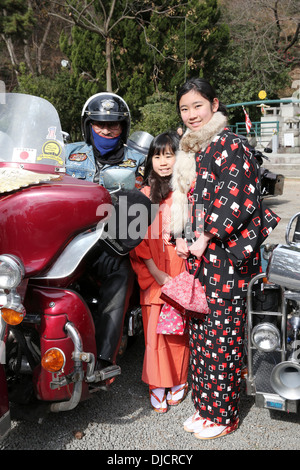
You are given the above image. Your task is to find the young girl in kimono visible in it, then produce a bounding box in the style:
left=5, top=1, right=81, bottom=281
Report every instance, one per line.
left=130, top=131, right=190, bottom=413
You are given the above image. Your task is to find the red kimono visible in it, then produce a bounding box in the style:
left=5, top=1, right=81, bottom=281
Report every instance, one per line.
left=130, top=187, right=190, bottom=389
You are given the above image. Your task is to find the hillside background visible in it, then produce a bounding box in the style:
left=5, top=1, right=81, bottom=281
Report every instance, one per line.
left=1, top=0, right=299, bottom=139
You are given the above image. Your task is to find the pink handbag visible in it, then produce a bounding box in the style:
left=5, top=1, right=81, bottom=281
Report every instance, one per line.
left=160, top=270, right=209, bottom=319
left=156, top=303, right=187, bottom=335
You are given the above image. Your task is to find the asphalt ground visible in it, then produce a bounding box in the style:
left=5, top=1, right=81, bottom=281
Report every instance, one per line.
left=265, top=176, right=300, bottom=245
left=1, top=178, right=300, bottom=455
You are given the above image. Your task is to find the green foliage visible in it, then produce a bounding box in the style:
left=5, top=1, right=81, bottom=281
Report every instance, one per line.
left=16, top=65, right=87, bottom=140
left=0, top=0, right=35, bottom=38
left=60, top=27, right=107, bottom=89
left=131, top=92, right=179, bottom=136
left=140, top=0, right=230, bottom=92
left=3, top=0, right=293, bottom=141
left=214, top=43, right=291, bottom=125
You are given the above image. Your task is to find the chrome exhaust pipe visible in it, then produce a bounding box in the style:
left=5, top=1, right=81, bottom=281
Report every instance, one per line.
left=270, top=360, right=300, bottom=400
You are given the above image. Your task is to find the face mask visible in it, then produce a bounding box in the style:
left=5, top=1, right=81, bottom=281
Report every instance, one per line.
left=91, top=128, right=121, bottom=155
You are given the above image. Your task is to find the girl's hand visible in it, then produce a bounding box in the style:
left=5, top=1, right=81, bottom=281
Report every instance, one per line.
left=189, top=232, right=214, bottom=259
left=175, top=238, right=189, bottom=259
left=144, top=258, right=172, bottom=285
left=155, top=271, right=172, bottom=286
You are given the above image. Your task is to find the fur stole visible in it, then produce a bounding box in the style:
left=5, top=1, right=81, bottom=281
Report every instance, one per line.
left=170, top=111, right=227, bottom=237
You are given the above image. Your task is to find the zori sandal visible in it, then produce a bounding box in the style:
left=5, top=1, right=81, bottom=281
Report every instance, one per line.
left=194, top=418, right=239, bottom=440
left=167, top=382, right=188, bottom=406
left=149, top=388, right=168, bottom=413
left=183, top=411, right=206, bottom=433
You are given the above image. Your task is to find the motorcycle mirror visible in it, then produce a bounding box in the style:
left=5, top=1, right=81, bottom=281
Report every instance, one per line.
left=292, top=214, right=300, bottom=245
left=102, top=168, right=136, bottom=192
left=62, top=131, right=70, bottom=143
left=286, top=212, right=300, bottom=246
left=264, top=147, right=272, bottom=153
left=127, top=131, right=154, bottom=156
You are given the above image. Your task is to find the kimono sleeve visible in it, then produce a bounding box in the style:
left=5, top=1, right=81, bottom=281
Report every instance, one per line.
left=205, top=137, right=261, bottom=241
left=130, top=238, right=153, bottom=290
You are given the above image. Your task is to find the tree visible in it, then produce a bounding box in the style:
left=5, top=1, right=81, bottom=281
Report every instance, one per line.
left=220, top=0, right=299, bottom=80
left=140, top=0, right=230, bottom=90
left=216, top=0, right=299, bottom=122
left=51, top=0, right=172, bottom=91
left=55, top=0, right=230, bottom=128
left=130, top=92, right=179, bottom=136
left=0, top=0, right=35, bottom=82
left=0, top=0, right=68, bottom=89
left=1, top=0, right=295, bottom=138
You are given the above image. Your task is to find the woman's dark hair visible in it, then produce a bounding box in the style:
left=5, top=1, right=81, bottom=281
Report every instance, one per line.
left=176, top=77, right=227, bottom=116
left=143, top=131, right=180, bottom=184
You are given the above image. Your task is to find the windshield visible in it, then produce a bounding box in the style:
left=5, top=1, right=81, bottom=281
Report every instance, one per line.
left=0, top=93, right=65, bottom=173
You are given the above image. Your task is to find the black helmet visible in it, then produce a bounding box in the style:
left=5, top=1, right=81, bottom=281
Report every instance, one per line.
left=81, top=92, right=131, bottom=145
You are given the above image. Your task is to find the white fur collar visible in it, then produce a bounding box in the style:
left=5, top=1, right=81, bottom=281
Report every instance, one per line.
left=170, top=112, right=227, bottom=236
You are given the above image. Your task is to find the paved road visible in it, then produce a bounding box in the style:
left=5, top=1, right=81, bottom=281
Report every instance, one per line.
left=1, top=178, right=300, bottom=453
left=265, top=177, right=300, bottom=245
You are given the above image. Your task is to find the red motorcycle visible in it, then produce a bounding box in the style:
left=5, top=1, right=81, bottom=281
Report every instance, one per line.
left=0, top=93, right=146, bottom=440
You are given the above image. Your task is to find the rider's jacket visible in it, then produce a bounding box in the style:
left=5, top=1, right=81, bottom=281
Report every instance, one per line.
left=65, top=141, right=145, bottom=186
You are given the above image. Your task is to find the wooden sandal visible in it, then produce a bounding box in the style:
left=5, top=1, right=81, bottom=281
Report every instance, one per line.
left=194, top=418, right=239, bottom=440
left=167, top=382, right=188, bottom=406
left=149, top=388, right=168, bottom=413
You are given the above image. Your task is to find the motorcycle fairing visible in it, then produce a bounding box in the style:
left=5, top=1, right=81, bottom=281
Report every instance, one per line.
left=25, top=285, right=96, bottom=403
left=34, top=225, right=105, bottom=283
left=0, top=175, right=112, bottom=277
left=0, top=93, right=65, bottom=174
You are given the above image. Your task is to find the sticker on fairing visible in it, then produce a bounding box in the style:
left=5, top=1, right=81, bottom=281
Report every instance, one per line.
left=46, top=126, right=57, bottom=140
left=37, top=140, right=64, bottom=165
left=12, top=147, right=37, bottom=163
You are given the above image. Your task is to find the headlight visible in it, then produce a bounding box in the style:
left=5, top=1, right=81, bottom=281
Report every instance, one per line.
left=0, top=255, right=25, bottom=290
left=251, top=322, right=280, bottom=352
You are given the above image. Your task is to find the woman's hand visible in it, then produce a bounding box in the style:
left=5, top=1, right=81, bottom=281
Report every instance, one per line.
left=175, top=238, right=190, bottom=259
left=189, top=232, right=214, bottom=259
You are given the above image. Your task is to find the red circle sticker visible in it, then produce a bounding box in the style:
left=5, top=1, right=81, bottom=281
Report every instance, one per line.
left=20, top=151, right=29, bottom=160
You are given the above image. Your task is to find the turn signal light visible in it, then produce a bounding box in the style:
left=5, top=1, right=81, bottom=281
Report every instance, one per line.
left=1, top=307, right=24, bottom=325
left=41, top=348, right=65, bottom=373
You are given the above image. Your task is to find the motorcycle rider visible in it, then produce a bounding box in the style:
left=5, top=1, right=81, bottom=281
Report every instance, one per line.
left=65, top=92, right=146, bottom=375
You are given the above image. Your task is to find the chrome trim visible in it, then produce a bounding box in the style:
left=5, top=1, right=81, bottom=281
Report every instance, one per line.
left=0, top=410, right=11, bottom=441
left=286, top=212, right=300, bottom=246
left=0, top=254, right=25, bottom=290
left=0, top=316, right=7, bottom=365
left=0, top=316, right=6, bottom=345
left=50, top=322, right=83, bottom=412
left=247, top=273, right=286, bottom=383
left=267, top=244, right=300, bottom=291
left=34, top=225, right=105, bottom=280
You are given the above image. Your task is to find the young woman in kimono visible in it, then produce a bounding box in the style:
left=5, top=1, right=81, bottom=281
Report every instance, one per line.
left=171, top=78, right=280, bottom=439
left=130, top=131, right=190, bottom=413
